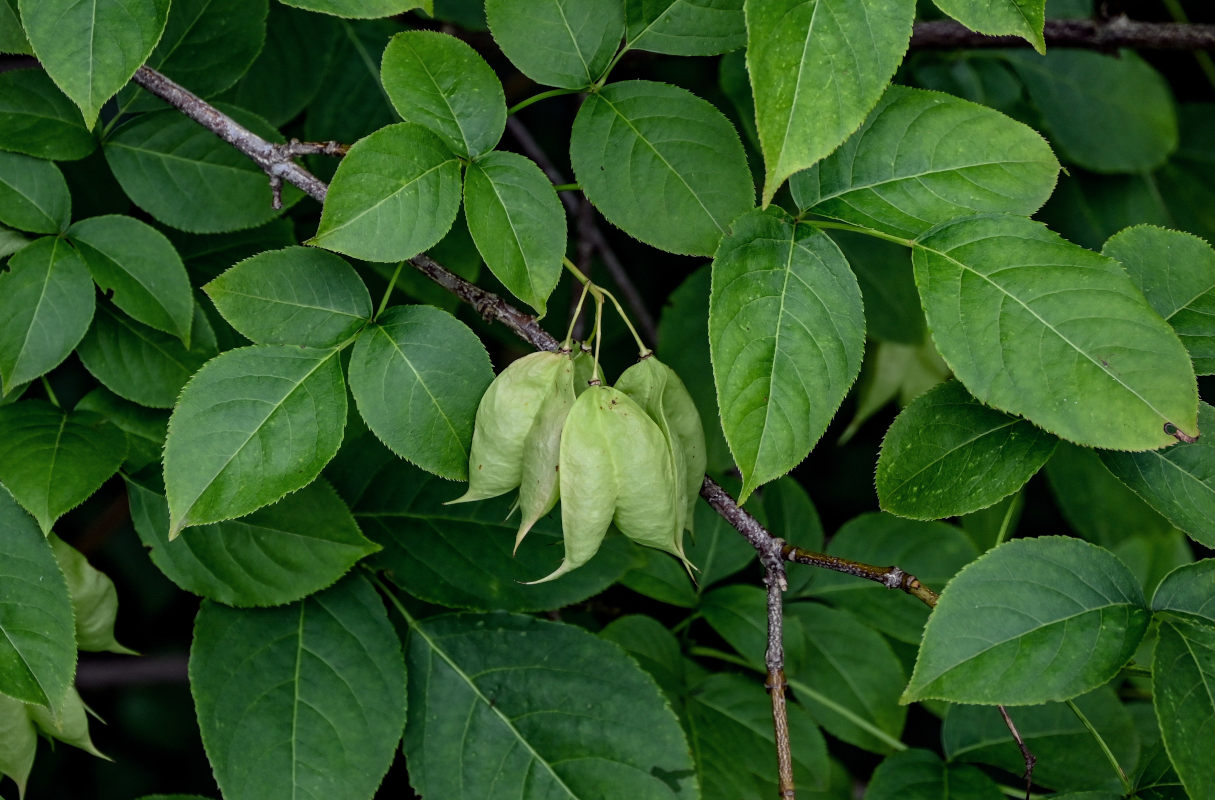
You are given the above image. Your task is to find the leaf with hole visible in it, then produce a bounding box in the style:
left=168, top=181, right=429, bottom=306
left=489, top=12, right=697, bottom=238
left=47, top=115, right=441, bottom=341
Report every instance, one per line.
left=1102, top=225, right=1215, bottom=375
left=0, top=400, right=127, bottom=533
left=18, top=0, right=170, bottom=126
left=710, top=207, right=865, bottom=502
left=745, top=0, right=915, bottom=204
left=310, top=123, right=462, bottom=262
left=380, top=30, right=505, bottom=158
left=485, top=0, right=624, bottom=89
left=570, top=80, right=754, bottom=256
left=104, top=106, right=302, bottom=234
left=0, top=237, right=94, bottom=391
left=404, top=612, right=697, bottom=799
left=913, top=214, right=1198, bottom=451
left=877, top=380, right=1058, bottom=519
left=205, top=246, right=371, bottom=348
left=191, top=574, right=405, bottom=800
left=903, top=536, right=1150, bottom=705
left=790, top=85, right=1059, bottom=239
left=68, top=214, right=194, bottom=343
left=127, top=473, right=378, bottom=607
left=163, top=345, right=347, bottom=535
left=463, top=151, right=565, bottom=316
left=0, top=69, right=96, bottom=161
left=0, top=487, right=75, bottom=707
left=348, top=305, right=492, bottom=481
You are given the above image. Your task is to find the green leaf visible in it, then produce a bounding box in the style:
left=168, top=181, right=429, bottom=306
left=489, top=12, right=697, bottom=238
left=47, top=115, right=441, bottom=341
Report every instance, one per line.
left=27, top=683, right=104, bottom=759
left=828, top=229, right=925, bottom=344
left=1111, top=529, right=1193, bottom=598
left=136, top=0, right=268, bottom=104
left=745, top=0, right=915, bottom=205
left=380, top=30, right=506, bottom=158
left=864, top=749, right=1004, bottom=800
left=903, top=536, right=1150, bottom=705
left=18, top=0, right=169, bottom=126
left=791, top=86, right=1059, bottom=239
left=1099, top=402, right=1215, bottom=548
left=0, top=0, right=29, bottom=54
left=170, top=218, right=296, bottom=281
left=0, top=69, right=96, bottom=161
left=802, top=513, right=978, bottom=644
left=1156, top=104, right=1215, bottom=245
left=1152, top=559, right=1215, bottom=623
left=68, top=215, right=194, bottom=342
left=684, top=492, right=759, bottom=591
left=191, top=575, right=405, bottom=800
left=309, top=123, right=462, bottom=262
left=877, top=380, right=1058, bottom=519
left=943, top=686, right=1138, bottom=792
left=1152, top=617, right=1215, bottom=800
left=1102, top=225, right=1215, bottom=375
left=0, top=400, right=127, bottom=533
left=757, top=476, right=824, bottom=595
left=0, top=487, right=75, bottom=706
left=163, top=345, right=347, bottom=535
left=701, top=584, right=801, bottom=667
left=0, top=151, right=70, bottom=233
left=625, top=0, right=744, bottom=56
left=0, top=237, right=94, bottom=390
left=912, top=214, right=1199, bottom=451
left=279, top=0, right=429, bottom=18
left=485, top=0, right=624, bottom=89
left=620, top=547, right=698, bottom=608
left=931, top=0, right=1045, bottom=53
left=348, top=305, right=492, bottom=481
left=786, top=603, right=908, bottom=753
left=352, top=454, right=635, bottom=612
left=49, top=534, right=134, bottom=654
left=220, top=3, right=341, bottom=128
left=104, top=106, right=303, bottom=234
left=127, top=473, right=378, bottom=607
left=0, top=694, right=37, bottom=796
left=464, top=151, right=565, bottom=316
left=1045, top=442, right=1175, bottom=548
left=685, top=673, right=828, bottom=799
left=204, top=246, right=371, bottom=347
left=710, top=208, right=865, bottom=502
left=570, top=80, right=754, bottom=256
left=1004, top=50, right=1177, bottom=173
left=599, top=615, right=685, bottom=701
left=75, top=388, right=168, bottom=472
left=404, top=612, right=698, bottom=799
left=77, top=302, right=218, bottom=409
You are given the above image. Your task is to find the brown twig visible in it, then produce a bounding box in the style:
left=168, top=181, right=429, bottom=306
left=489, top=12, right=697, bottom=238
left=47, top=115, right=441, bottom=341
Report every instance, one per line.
left=911, top=16, right=1215, bottom=50
left=782, top=544, right=939, bottom=607
left=77, top=654, right=188, bottom=688
left=765, top=577, right=795, bottom=798
left=998, top=705, right=1038, bottom=800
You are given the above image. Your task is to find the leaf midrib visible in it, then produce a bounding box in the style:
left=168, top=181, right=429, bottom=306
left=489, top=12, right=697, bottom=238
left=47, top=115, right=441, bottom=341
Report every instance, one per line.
left=884, top=417, right=1023, bottom=499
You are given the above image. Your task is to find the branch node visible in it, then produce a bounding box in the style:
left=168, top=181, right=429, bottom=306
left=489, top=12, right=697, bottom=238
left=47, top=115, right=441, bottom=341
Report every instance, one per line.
left=269, top=175, right=284, bottom=210
left=882, top=566, right=905, bottom=589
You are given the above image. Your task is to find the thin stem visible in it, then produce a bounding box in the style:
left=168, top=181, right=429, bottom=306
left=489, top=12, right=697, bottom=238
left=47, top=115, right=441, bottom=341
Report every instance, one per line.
left=562, top=257, right=650, bottom=356
left=765, top=577, right=795, bottom=799
left=1066, top=699, right=1132, bottom=794
left=800, top=218, right=915, bottom=248
left=367, top=569, right=415, bottom=626
left=564, top=281, right=592, bottom=348
left=782, top=544, right=939, bottom=608
left=375, top=262, right=404, bottom=320
left=993, top=494, right=1021, bottom=547
left=688, top=646, right=755, bottom=671
left=508, top=88, right=580, bottom=116
left=591, top=291, right=605, bottom=383
left=551, top=183, right=580, bottom=193
left=998, top=705, right=1037, bottom=800
left=40, top=376, right=60, bottom=408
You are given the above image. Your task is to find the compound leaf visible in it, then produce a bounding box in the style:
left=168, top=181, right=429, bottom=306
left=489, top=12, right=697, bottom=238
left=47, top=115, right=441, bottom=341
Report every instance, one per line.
left=570, top=80, right=754, bottom=257
left=163, top=345, right=347, bottom=535
left=710, top=208, right=864, bottom=502
left=913, top=214, right=1198, bottom=451
left=404, top=612, right=697, bottom=799
left=463, top=151, right=565, bottom=316
left=191, top=574, right=405, bottom=800
left=310, top=123, right=461, bottom=262
left=903, top=536, right=1149, bottom=705
left=745, top=0, right=915, bottom=204
left=348, top=305, right=492, bottom=481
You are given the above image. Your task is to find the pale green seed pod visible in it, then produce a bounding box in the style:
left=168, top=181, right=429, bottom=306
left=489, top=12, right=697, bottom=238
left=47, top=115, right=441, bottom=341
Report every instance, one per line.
left=514, top=357, right=576, bottom=552
left=528, top=385, right=688, bottom=583
left=616, top=355, right=707, bottom=537
left=448, top=350, right=570, bottom=504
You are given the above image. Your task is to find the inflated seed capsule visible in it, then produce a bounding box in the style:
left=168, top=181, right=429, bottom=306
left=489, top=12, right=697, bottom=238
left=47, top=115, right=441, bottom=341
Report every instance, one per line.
left=616, top=355, right=706, bottom=537
left=527, top=385, right=687, bottom=583
left=448, top=350, right=571, bottom=505
left=514, top=356, right=576, bottom=553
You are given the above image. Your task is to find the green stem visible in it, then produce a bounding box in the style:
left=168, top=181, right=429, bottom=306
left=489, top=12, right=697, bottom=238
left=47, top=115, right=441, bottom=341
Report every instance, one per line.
left=375, top=262, right=404, bottom=320
left=997, top=785, right=1045, bottom=800
left=688, top=646, right=754, bottom=671
left=508, top=88, right=580, bottom=116
left=592, top=290, right=605, bottom=382
left=564, top=280, right=592, bottom=348
left=562, top=258, right=650, bottom=357
left=1162, top=0, right=1215, bottom=91
left=367, top=569, right=415, bottom=626
left=40, top=376, right=60, bottom=408
left=551, top=183, right=580, bottom=193
left=801, top=218, right=915, bottom=248
left=1066, top=699, right=1132, bottom=794
left=993, top=494, right=1021, bottom=547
